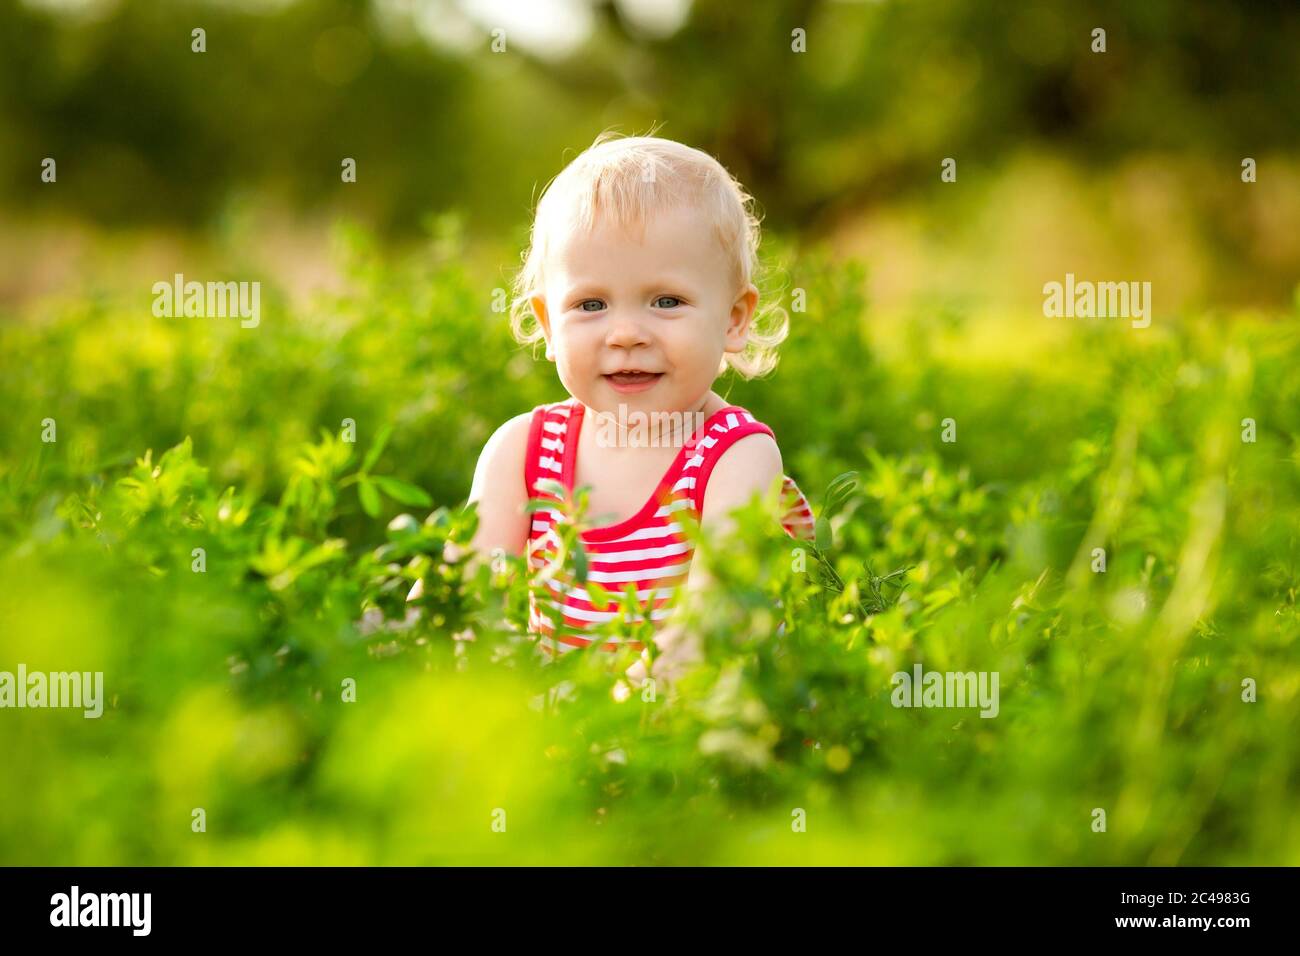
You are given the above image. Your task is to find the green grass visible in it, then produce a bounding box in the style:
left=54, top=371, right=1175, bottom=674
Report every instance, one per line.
left=1, top=220, right=1298, bottom=865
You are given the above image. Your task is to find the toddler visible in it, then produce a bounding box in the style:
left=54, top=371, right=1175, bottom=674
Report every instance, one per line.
left=433, top=133, right=814, bottom=677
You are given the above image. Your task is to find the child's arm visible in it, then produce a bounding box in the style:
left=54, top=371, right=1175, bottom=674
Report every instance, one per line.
left=626, top=433, right=785, bottom=686
left=408, top=411, right=534, bottom=601
left=465, top=411, right=535, bottom=561
left=694, top=432, right=785, bottom=557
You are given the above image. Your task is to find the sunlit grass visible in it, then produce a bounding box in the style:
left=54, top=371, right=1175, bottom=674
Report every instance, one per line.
left=1, top=222, right=1297, bottom=865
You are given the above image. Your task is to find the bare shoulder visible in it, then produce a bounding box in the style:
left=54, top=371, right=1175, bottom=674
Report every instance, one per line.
left=483, top=411, right=533, bottom=455
left=473, top=408, right=538, bottom=494
left=716, top=430, right=783, bottom=472
left=701, top=431, right=784, bottom=513
left=412, top=411, right=539, bottom=601
left=459, top=408, right=541, bottom=561
left=489, top=408, right=537, bottom=450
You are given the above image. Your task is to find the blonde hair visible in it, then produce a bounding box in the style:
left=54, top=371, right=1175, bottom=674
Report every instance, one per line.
left=508, top=129, right=789, bottom=379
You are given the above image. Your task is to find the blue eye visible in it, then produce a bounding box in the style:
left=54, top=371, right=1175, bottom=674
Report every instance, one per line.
left=654, top=296, right=683, bottom=309
left=578, top=299, right=605, bottom=312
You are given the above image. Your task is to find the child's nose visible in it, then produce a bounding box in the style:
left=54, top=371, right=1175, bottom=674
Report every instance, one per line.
left=604, top=310, right=651, bottom=349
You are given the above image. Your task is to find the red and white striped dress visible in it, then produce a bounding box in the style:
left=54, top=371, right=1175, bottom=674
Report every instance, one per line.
left=523, top=398, right=815, bottom=658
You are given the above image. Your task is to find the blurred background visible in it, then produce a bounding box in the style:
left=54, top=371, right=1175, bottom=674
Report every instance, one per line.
left=1, top=0, right=1298, bottom=866
left=3, top=0, right=1299, bottom=316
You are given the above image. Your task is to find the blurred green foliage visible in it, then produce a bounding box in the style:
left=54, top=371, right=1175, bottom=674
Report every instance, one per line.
left=3, top=0, right=1298, bottom=237
left=1, top=220, right=1297, bottom=864
left=2, top=0, right=1298, bottom=868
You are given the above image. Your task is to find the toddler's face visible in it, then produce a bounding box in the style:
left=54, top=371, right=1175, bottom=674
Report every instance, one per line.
left=533, top=203, right=757, bottom=416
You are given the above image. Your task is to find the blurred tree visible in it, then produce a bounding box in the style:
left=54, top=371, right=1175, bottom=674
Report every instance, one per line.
left=0, top=0, right=1296, bottom=239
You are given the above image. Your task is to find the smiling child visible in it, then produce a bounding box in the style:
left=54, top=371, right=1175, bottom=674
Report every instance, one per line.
left=457, top=132, right=814, bottom=676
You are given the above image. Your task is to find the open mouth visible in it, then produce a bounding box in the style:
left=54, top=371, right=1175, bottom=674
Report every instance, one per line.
left=604, top=371, right=663, bottom=392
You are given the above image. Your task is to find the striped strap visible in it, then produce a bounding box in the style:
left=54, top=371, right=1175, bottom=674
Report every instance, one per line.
left=523, top=400, right=573, bottom=500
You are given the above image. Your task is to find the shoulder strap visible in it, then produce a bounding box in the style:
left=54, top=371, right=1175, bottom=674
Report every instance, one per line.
left=687, top=406, right=776, bottom=513
left=523, top=399, right=579, bottom=500
left=686, top=407, right=817, bottom=540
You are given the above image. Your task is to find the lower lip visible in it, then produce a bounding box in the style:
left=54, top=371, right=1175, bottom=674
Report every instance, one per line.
left=605, top=374, right=663, bottom=394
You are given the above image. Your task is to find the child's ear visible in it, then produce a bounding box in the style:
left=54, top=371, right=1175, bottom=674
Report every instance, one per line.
left=723, top=283, right=759, bottom=353
left=531, top=295, right=556, bottom=361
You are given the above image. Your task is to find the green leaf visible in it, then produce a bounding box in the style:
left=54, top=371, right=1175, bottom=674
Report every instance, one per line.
left=293, top=538, right=347, bottom=574
left=387, top=513, right=421, bottom=538
left=535, top=478, right=568, bottom=500
left=362, top=423, right=394, bottom=473
left=823, top=470, right=859, bottom=515
left=573, top=539, right=589, bottom=585
left=815, top=515, right=833, bottom=551
left=373, top=475, right=432, bottom=507
left=358, top=477, right=381, bottom=517
left=587, top=580, right=610, bottom=611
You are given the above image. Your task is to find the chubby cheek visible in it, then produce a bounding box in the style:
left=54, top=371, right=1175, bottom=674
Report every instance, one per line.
left=553, top=321, right=598, bottom=373
left=549, top=322, right=601, bottom=398
left=667, top=324, right=726, bottom=382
